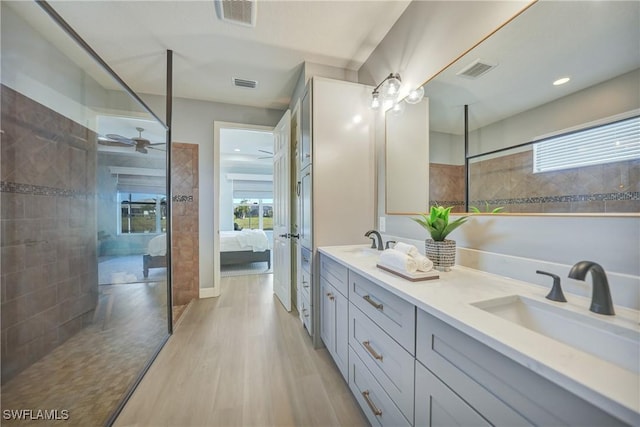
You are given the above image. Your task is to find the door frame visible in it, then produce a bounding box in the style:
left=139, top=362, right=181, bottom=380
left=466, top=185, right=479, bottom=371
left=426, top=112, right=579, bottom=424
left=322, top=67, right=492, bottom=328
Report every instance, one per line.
left=213, top=121, right=275, bottom=297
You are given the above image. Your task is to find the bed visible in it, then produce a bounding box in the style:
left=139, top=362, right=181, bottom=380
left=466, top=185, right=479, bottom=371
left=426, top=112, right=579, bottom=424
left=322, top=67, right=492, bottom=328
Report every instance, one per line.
left=143, top=234, right=167, bottom=278
left=220, top=229, right=271, bottom=269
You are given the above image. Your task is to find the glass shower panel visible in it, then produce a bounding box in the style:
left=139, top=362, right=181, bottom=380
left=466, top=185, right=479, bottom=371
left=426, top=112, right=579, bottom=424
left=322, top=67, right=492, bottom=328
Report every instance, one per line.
left=1, top=1, right=169, bottom=425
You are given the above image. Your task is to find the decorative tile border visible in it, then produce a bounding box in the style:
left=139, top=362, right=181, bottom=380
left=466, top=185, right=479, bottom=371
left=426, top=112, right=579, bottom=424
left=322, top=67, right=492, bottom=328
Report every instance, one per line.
left=0, top=181, right=93, bottom=198
left=430, top=200, right=465, bottom=207
left=470, top=191, right=639, bottom=206
left=172, top=194, right=194, bottom=203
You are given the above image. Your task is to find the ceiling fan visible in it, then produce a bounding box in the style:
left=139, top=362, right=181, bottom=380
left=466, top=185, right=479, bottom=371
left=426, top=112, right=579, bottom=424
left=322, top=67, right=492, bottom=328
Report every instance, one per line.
left=98, top=127, right=166, bottom=154
left=257, top=149, right=273, bottom=160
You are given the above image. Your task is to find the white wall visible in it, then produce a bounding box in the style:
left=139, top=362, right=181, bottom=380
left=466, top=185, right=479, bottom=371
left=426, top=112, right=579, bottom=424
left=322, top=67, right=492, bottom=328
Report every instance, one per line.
left=360, top=1, right=639, bottom=304
left=141, top=94, right=284, bottom=290
left=430, top=130, right=465, bottom=165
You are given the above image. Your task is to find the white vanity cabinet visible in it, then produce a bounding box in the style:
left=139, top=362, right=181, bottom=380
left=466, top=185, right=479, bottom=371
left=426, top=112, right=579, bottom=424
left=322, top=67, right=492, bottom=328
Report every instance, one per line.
left=295, top=76, right=375, bottom=348
left=415, top=309, right=627, bottom=427
left=316, top=247, right=636, bottom=427
left=320, top=255, right=349, bottom=379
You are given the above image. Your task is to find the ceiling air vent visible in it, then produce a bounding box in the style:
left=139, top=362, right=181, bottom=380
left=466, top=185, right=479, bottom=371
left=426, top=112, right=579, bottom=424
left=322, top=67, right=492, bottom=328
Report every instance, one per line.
left=233, top=78, right=258, bottom=89
left=456, top=59, right=498, bottom=79
left=215, top=0, right=257, bottom=27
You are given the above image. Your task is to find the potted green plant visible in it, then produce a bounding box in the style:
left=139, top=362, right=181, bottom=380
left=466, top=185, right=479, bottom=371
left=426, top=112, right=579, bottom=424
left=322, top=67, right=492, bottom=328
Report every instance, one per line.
left=412, top=206, right=468, bottom=271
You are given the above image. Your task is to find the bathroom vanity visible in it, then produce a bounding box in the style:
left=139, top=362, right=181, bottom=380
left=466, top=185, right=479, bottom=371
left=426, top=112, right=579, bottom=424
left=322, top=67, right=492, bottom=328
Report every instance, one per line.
left=318, top=245, right=640, bottom=427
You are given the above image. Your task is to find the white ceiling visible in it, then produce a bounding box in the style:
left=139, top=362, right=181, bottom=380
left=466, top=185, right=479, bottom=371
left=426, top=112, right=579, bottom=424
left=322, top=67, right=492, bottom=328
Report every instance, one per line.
left=36, top=0, right=411, bottom=110
left=220, top=127, right=274, bottom=167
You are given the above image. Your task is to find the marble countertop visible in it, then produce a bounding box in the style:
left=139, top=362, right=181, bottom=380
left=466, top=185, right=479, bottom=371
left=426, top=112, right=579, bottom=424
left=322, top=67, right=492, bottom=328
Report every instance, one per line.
left=318, top=244, right=640, bottom=425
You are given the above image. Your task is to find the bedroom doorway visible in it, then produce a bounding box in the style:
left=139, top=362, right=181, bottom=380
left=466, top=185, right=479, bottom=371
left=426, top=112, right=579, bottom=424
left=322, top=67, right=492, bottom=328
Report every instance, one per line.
left=213, top=122, right=276, bottom=291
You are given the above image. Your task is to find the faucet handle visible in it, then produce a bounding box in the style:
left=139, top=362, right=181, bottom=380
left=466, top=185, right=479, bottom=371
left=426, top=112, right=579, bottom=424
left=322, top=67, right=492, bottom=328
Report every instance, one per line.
left=367, top=237, right=378, bottom=249
left=536, top=270, right=567, bottom=303
left=385, top=240, right=396, bottom=249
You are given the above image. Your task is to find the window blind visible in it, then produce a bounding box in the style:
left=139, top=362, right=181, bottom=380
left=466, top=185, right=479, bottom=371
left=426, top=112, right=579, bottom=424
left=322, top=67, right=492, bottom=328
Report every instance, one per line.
left=533, top=116, right=640, bottom=173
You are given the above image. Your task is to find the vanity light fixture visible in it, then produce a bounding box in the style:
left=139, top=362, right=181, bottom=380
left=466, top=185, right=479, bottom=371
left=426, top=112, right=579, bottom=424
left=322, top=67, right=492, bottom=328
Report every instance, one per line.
left=405, top=86, right=425, bottom=104
left=553, top=77, right=570, bottom=86
left=390, top=100, right=405, bottom=115
left=370, top=72, right=402, bottom=110
left=371, top=91, right=381, bottom=109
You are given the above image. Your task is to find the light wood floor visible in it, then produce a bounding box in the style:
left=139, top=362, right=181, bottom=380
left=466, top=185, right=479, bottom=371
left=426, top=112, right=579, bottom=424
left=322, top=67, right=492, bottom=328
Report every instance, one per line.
left=114, top=274, right=368, bottom=427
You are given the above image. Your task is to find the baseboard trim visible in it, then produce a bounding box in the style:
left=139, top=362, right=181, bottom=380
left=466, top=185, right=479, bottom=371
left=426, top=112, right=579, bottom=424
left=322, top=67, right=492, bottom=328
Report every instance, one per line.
left=199, top=287, right=216, bottom=299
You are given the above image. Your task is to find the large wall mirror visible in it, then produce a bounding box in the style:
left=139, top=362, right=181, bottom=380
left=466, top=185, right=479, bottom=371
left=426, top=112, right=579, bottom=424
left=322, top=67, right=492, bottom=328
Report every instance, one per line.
left=394, top=0, right=640, bottom=215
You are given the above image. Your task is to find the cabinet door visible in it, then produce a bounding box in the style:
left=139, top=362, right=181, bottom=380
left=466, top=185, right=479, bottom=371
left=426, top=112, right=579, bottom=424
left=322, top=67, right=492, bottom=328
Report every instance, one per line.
left=415, top=361, right=490, bottom=427
left=299, top=84, right=312, bottom=170
left=333, top=287, right=349, bottom=380
left=299, top=168, right=312, bottom=249
left=320, top=277, right=335, bottom=354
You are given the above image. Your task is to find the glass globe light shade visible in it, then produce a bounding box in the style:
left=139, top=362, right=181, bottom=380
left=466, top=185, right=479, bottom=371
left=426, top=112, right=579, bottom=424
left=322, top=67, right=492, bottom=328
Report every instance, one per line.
left=390, top=100, right=405, bottom=115
left=405, top=86, right=425, bottom=104
left=383, top=76, right=402, bottom=98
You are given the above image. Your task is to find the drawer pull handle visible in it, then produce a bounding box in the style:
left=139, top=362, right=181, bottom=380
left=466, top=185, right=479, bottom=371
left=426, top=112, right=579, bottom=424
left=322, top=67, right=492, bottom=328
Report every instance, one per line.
left=362, top=341, right=383, bottom=361
left=326, top=292, right=335, bottom=301
left=303, top=280, right=309, bottom=288
left=302, top=308, right=310, bottom=318
left=362, top=390, right=382, bottom=417
left=363, top=295, right=383, bottom=311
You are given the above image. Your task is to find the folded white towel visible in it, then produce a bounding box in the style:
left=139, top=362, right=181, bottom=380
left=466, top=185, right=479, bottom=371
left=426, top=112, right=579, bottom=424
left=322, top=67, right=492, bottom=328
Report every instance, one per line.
left=379, top=249, right=418, bottom=273
left=412, top=254, right=434, bottom=272
left=393, top=242, right=419, bottom=257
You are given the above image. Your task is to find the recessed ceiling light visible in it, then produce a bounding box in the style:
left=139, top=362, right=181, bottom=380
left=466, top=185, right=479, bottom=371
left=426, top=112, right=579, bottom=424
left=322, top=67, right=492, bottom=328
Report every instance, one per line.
left=553, top=77, right=570, bottom=86
left=234, top=148, right=241, bottom=152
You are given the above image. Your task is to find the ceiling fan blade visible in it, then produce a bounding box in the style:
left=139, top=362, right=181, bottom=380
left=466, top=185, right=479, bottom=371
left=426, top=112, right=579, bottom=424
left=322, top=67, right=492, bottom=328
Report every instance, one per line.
left=105, top=134, right=136, bottom=145
left=147, top=146, right=166, bottom=152
left=148, top=142, right=166, bottom=146
left=258, top=149, right=273, bottom=155
left=98, top=136, right=132, bottom=147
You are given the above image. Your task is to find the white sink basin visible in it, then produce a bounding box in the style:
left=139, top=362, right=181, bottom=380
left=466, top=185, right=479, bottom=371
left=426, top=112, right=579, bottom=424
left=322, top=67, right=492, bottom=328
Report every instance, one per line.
left=343, top=247, right=380, bottom=258
left=472, top=295, right=640, bottom=374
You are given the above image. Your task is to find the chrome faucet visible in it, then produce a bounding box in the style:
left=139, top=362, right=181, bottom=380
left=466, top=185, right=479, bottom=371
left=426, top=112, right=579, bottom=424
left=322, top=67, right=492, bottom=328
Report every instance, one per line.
left=568, top=261, right=615, bottom=315
left=364, top=230, right=384, bottom=251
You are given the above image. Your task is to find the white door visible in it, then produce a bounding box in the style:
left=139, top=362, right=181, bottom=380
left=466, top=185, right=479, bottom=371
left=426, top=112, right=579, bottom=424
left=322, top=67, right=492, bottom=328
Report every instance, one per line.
left=273, top=110, right=292, bottom=311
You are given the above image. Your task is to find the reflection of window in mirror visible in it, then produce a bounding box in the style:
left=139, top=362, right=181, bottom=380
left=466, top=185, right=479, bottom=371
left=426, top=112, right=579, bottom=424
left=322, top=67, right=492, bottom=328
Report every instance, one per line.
left=469, top=114, right=640, bottom=214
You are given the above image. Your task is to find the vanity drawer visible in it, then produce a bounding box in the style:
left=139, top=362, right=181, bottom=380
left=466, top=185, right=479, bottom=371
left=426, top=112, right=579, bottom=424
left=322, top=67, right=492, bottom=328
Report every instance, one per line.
left=300, top=293, right=312, bottom=336
left=300, top=268, right=311, bottom=302
left=300, top=246, right=312, bottom=273
left=349, top=271, right=415, bottom=354
left=350, top=303, right=414, bottom=422
left=349, top=346, right=412, bottom=427
left=320, top=254, right=348, bottom=297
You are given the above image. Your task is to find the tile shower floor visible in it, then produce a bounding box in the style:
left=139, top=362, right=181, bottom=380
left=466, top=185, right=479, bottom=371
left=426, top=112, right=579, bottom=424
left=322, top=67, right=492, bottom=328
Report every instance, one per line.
left=1, top=281, right=169, bottom=426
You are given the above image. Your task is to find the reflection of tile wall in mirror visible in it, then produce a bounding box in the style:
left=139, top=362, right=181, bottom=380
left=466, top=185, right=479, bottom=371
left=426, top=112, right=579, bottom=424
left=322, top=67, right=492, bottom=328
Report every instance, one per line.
left=429, top=163, right=465, bottom=212
left=469, top=149, right=639, bottom=213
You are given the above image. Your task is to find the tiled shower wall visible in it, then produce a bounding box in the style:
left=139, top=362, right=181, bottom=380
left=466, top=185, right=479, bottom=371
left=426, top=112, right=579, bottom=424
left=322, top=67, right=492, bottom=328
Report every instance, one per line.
left=1, top=85, right=98, bottom=383
left=171, top=142, right=199, bottom=308
left=469, top=150, right=640, bottom=213
left=429, top=163, right=465, bottom=213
